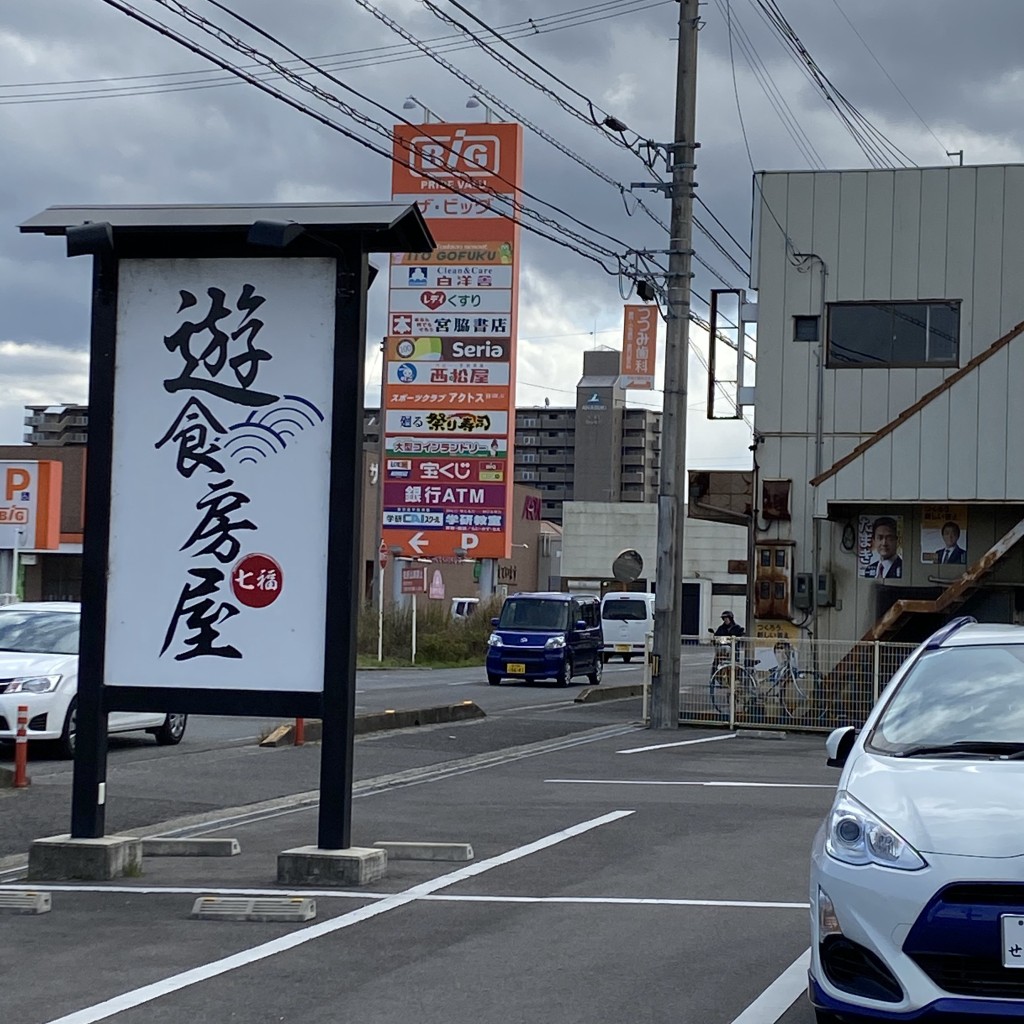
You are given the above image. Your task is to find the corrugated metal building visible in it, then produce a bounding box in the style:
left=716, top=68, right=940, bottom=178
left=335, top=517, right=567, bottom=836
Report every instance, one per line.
left=752, top=164, right=1024, bottom=642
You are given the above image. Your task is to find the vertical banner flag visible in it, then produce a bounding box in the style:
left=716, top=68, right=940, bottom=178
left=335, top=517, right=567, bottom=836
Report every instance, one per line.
left=620, top=304, right=657, bottom=389
left=385, top=121, right=523, bottom=560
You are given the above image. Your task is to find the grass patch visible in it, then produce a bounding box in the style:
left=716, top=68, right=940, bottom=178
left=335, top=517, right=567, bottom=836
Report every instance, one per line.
left=356, top=597, right=503, bottom=669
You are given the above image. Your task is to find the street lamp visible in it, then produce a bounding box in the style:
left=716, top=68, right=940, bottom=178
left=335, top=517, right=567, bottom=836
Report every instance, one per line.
left=402, top=95, right=442, bottom=122
left=465, top=95, right=502, bottom=122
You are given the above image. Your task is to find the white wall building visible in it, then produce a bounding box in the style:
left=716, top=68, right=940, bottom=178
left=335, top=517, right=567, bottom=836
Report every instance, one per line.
left=559, top=502, right=748, bottom=635
left=751, top=164, right=1024, bottom=643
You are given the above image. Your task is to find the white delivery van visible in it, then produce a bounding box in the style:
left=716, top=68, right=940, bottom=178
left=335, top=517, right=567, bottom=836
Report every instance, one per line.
left=450, top=597, right=479, bottom=620
left=599, top=592, right=655, bottom=663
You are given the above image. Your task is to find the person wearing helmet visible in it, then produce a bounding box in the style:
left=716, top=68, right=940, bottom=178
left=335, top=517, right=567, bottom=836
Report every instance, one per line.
left=714, top=610, right=744, bottom=637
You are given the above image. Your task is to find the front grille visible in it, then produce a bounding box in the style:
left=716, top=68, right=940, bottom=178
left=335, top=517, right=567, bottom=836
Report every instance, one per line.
left=0, top=679, right=12, bottom=694
left=905, top=883, right=1024, bottom=998
left=909, top=953, right=1024, bottom=998
left=820, top=936, right=903, bottom=1002
left=0, top=716, right=8, bottom=731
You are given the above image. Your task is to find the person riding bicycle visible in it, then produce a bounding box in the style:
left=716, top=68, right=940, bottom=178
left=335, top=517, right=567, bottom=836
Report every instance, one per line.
left=714, top=611, right=744, bottom=639
left=709, top=611, right=747, bottom=679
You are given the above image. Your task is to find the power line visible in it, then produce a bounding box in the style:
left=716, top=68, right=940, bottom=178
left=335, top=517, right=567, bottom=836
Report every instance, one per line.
left=828, top=0, right=950, bottom=163
left=0, top=0, right=668, bottom=103
left=96, top=0, right=645, bottom=279
left=353, top=0, right=676, bottom=246
left=714, top=0, right=824, bottom=170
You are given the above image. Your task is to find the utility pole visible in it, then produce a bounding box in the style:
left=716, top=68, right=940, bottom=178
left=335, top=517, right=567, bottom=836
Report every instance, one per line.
left=650, top=0, right=699, bottom=728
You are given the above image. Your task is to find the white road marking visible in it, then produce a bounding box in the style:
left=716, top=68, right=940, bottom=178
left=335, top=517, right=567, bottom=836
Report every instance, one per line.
left=42, top=810, right=633, bottom=1024
left=729, top=948, right=810, bottom=1024
left=545, top=779, right=834, bottom=789
left=617, top=733, right=737, bottom=754
left=3, top=883, right=808, bottom=911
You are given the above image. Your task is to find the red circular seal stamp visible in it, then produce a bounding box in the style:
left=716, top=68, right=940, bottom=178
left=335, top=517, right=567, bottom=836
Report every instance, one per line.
left=231, top=553, right=283, bottom=608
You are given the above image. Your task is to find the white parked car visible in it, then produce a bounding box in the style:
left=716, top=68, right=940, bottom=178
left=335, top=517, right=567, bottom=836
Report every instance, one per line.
left=0, top=602, right=186, bottom=758
left=810, top=617, right=1024, bottom=1022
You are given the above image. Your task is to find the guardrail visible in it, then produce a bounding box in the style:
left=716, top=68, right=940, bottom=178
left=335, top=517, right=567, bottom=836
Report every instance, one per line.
left=635, top=634, right=918, bottom=732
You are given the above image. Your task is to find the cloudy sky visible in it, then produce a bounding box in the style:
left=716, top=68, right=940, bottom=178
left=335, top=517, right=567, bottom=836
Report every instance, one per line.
left=1, top=0, right=1019, bottom=466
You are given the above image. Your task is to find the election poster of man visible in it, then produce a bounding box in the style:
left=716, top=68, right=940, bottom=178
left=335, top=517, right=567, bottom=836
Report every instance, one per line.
left=920, top=505, right=969, bottom=567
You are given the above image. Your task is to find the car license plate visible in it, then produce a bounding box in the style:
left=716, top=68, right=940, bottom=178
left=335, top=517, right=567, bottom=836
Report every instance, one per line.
left=614, top=644, right=631, bottom=652
left=507, top=663, right=526, bottom=674
left=1001, top=915, right=1024, bottom=967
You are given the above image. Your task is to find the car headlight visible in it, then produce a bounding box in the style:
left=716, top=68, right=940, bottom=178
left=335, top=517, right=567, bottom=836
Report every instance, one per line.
left=5, top=675, right=62, bottom=694
left=544, top=635, right=567, bottom=649
left=488, top=633, right=503, bottom=647
left=826, top=792, right=926, bottom=870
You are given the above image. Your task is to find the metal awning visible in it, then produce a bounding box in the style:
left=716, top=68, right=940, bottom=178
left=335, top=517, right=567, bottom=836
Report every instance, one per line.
left=19, top=202, right=433, bottom=254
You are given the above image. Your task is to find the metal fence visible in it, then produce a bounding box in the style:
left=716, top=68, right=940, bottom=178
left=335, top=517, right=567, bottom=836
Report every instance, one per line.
left=636, top=634, right=918, bottom=733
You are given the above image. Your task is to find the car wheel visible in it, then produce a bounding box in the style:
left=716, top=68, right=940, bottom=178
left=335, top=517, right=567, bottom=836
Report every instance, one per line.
left=600, top=652, right=610, bottom=664
left=154, top=713, right=188, bottom=746
left=587, top=656, right=602, bottom=686
left=555, top=656, right=573, bottom=687
left=58, top=698, right=77, bottom=760
left=487, top=673, right=502, bottom=686
left=623, top=654, right=633, bottom=664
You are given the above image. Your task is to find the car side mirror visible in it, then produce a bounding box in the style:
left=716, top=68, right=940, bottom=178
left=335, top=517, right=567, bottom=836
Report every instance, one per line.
left=825, top=726, right=856, bottom=768
left=575, top=620, right=587, bottom=631
left=490, top=617, right=500, bottom=627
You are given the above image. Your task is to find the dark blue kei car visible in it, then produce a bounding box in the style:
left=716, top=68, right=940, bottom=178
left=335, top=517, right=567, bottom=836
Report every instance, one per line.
left=486, top=592, right=603, bottom=687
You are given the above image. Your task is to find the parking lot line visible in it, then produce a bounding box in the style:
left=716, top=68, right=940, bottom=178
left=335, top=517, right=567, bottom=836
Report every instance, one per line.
left=3, top=882, right=809, bottom=911
left=545, top=779, right=834, bottom=789
left=42, top=810, right=634, bottom=1024
left=617, top=733, right=737, bottom=754
left=728, top=948, right=810, bottom=1024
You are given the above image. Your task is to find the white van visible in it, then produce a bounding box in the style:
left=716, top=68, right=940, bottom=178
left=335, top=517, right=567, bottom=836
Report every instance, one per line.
left=450, top=597, right=479, bottom=620
left=599, top=592, right=655, bottom=663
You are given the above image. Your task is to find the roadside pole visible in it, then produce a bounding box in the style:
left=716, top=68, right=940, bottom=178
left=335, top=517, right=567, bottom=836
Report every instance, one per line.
left=651, top=0, right=700, bottom=728
left=377, top=540, right=388, bottom=663
left=411, top=592, right=418, bottom=665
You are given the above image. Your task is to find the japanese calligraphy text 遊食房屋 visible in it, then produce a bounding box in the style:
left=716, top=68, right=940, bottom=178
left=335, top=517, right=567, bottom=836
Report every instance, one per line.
left=157, top=283, right=275, bottom=661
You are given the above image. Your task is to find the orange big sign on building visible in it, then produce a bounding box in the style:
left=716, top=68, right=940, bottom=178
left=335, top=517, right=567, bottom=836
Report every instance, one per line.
left=620, top=304, right=658, bottom=390
left=384, top=122, right=523, bottom=560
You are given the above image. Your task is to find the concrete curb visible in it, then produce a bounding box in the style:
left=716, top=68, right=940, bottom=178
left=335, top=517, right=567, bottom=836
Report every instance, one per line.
left=142, top=838, right=241, bottom=857
left=260, top=701, right=486, bottom=747
left=372, top=841, right=474, bottom=862
left=574, top=684, right=644, bottom=704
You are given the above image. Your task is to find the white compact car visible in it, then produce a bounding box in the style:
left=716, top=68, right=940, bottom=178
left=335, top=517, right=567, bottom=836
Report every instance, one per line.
left=809, top=617, right=1024, bottom=1022
left=0, top=602, right=186, bottom=758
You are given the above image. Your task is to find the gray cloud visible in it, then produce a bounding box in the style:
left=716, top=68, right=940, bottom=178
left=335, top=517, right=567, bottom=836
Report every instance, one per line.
left=2, top=0, right=1022, bottom=455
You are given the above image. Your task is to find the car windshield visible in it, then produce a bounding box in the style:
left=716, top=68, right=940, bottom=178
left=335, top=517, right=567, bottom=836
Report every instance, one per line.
left=602, top=600, right=649, bottom=622
left=498, top=599, right=569, bottom=631
left=868, top=644, right=1024, bottom=755
left=0, top=609, right=80, bottom=655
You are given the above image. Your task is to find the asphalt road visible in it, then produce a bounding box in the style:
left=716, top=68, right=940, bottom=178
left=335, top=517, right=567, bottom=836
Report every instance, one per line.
left=1, top=721, right=837, bottom=1024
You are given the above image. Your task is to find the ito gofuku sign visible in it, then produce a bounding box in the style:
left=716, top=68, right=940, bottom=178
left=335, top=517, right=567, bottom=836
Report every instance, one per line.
left=104, top=258, right=335, bottom=692
left=385, top=121, right=523, bottom=561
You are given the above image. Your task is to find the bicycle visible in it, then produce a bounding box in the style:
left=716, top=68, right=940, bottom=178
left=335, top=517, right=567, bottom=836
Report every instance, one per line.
left=708, top=641, right=823, bottom=722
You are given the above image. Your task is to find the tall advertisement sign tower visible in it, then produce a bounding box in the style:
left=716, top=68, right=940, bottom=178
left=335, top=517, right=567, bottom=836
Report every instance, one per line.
left=384, top=122, right=523, bottom=561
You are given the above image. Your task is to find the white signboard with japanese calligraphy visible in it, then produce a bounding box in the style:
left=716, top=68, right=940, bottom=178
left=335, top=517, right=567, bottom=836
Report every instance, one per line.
left=104, top=258, right=335, bottom=691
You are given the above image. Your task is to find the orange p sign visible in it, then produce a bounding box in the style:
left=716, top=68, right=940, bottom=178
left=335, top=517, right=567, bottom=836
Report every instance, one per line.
left=5, top=468, right=30, bottom=501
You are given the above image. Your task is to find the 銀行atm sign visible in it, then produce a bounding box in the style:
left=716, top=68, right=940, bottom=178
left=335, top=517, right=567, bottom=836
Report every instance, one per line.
left=385, top=121, right=523, bottom=561
left=0, top=461, right=62, bottom=551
